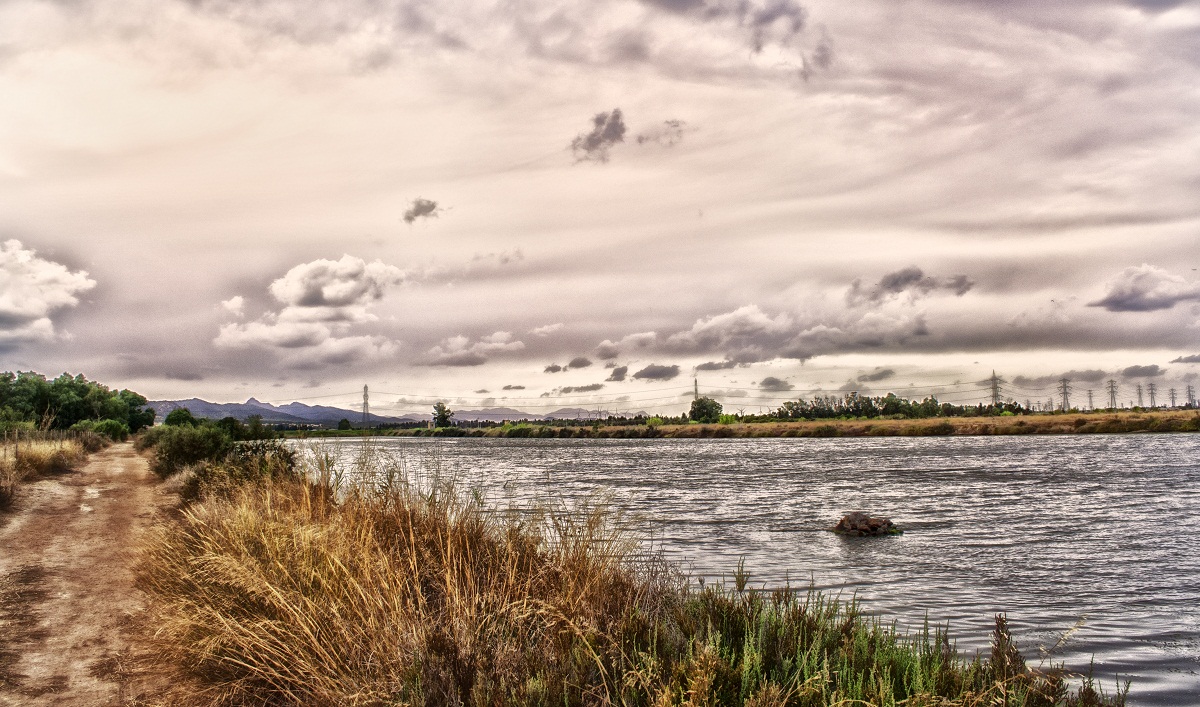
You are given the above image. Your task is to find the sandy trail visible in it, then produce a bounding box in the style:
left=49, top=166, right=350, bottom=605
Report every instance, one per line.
left=0, top=443, right=171, bottom=706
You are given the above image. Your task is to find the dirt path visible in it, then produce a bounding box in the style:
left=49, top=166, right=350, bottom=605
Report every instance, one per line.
left=0, top=443, right=171, bottom=706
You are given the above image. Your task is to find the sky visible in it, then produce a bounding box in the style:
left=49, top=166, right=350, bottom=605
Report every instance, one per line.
left=2, top=0, right=1199, bottom=417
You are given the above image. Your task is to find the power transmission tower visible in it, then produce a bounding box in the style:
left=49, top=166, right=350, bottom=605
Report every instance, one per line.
left=1059, top=378, right=1071, bottom=411
left=989, top=371, right=1003, bottom=407
left=1188, top=385, right=1196, bottom=407
left=1169, top=388, right=1177, bottom=408
left=362, top=385, right=370, bottom=429
left=1147, top=382, right=1157, bottom=408
left=694, top=377, right=699, bottom=400
left=1107, top=379, right=1118, bottom=410
left=1087, top=389, right=1094, bottom=411
left=1136, top=383, right=1144, bottom=408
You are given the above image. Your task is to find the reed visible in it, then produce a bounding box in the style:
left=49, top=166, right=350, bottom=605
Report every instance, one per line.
left=136, top=453, right=1129, bottom=706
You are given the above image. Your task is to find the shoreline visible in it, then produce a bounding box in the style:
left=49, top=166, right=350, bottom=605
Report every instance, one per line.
left=284, top=409, right=1200, bottom=439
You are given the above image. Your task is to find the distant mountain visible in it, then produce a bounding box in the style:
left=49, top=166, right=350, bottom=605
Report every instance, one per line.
left=147, top=398, right=418, bottom=427
left=148, top=399, right=650, bottom=427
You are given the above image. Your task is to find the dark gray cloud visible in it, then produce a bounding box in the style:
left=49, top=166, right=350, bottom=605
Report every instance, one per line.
left=632, top=363, right=681, bottom=381
left=502, top=384, right=526, bottom=390
left=474, top=388, right=489, bottom=393
left=759, top=376, right=794, bottom=391
left=1122, top=364, right=1165, bottom=378
left=430, top=352, right=487, bottom=367
left=696, top=359, right=741, bottom=371
left=846, top=266, right=974, bottom=306
left=559, top=383, right=604, bottom=394
left=1171, top=354, right=1200, bottom=364
left=857, top=368, right=895, bottom=383
left=403, top=197, right=441, bottom=224
left=544, top=363, right=564, bottom=373
left=800, top=29, right=834, bottom=80
left=1089, top=265, right=1200, bottom=312
left=636, top=119, right=686, bottom=147
left=571, top=108, right=627, bottom=163
left=606, top=365, right=629, bottom=382
left=567, top=356, right=593, bottom=369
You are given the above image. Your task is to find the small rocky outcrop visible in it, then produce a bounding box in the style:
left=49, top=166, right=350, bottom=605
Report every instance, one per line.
left=831, top=512, right=902, bottom=537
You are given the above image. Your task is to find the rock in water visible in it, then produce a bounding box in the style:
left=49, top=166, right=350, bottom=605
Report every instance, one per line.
left=831, top=511, right=902, bottom=536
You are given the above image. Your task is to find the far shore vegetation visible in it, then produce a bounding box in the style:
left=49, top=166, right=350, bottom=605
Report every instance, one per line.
left=268, top=392, right=1200, bottom=440
left=134, top=432, right=1130, bottom=706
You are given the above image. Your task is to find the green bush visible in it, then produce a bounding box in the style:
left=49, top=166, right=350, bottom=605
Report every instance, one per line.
left=151, top=425, right=233, bottom=478
left=92, top=419, right=130, bottom=442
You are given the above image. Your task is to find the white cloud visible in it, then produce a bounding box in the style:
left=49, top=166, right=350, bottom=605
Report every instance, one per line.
left=1089, top=264, right=1200, bottom=312
left=425, top=331, right=525, bottom=366
left=215, top=254, right=403, bottom=366
left=269, top=254, right=405, bottom=309
left=530, top=322, right=564, bottom=336
left=221, top=295, right=245, bottom=316
left=0, top=239, right=95, bottom=346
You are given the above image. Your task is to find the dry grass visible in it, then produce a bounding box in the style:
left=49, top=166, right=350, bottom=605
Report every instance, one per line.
left=0, top=438, right=89, bottom=509
left=135, top=451, right=1130, bottom=706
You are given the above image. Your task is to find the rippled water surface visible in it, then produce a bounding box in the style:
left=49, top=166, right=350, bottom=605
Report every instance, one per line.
left=311, top=434, right=1200, bottom=705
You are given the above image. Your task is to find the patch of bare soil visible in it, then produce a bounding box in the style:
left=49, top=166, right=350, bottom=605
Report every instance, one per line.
left=0, top=443, right=173, bottom=706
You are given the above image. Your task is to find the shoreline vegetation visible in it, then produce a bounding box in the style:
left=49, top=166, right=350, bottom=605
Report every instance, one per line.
left=288, top=410, right=1200, bottom=440
left=133, top=433, right=1130, bottom=706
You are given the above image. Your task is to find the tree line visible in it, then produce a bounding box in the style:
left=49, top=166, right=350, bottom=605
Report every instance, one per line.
left=0, top=370, right=155, bottom=435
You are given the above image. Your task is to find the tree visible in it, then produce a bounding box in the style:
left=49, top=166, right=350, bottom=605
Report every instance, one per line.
left=689, top=396, right=722, bottom=424
left=337, top=418, right=352, bottom=431
left=164, top=407, right=199, bottom=427
left=432, top=402, right=454, bottom=428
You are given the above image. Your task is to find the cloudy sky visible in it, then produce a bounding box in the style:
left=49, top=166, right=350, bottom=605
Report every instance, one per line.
left=2, top=0, right=1199, bottom=415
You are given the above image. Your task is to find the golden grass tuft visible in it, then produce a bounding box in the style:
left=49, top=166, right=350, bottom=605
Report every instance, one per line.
left=0, top=438, right=89, bottom=508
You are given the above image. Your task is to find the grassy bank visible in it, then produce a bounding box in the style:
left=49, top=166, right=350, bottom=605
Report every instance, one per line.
left=289, top=410, right=1200, bottom=440
left=136, top=448, right=1127, bottom=706
left=0, top=432, right=103, bottom=509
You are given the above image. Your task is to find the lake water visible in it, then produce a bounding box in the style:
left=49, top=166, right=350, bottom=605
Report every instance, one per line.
left=305, top=434, right=1200, bottom=705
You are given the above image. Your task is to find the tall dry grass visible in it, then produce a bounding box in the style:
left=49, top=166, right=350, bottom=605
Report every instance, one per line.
left=136, top=449, right=1129, bottom=707
left=0, top=434, right=93, bottom=509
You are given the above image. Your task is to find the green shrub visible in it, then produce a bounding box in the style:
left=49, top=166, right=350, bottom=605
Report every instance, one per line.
left=151, top=425, right=233, bottom=478
left=92, top=419, right=130, bottom=442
